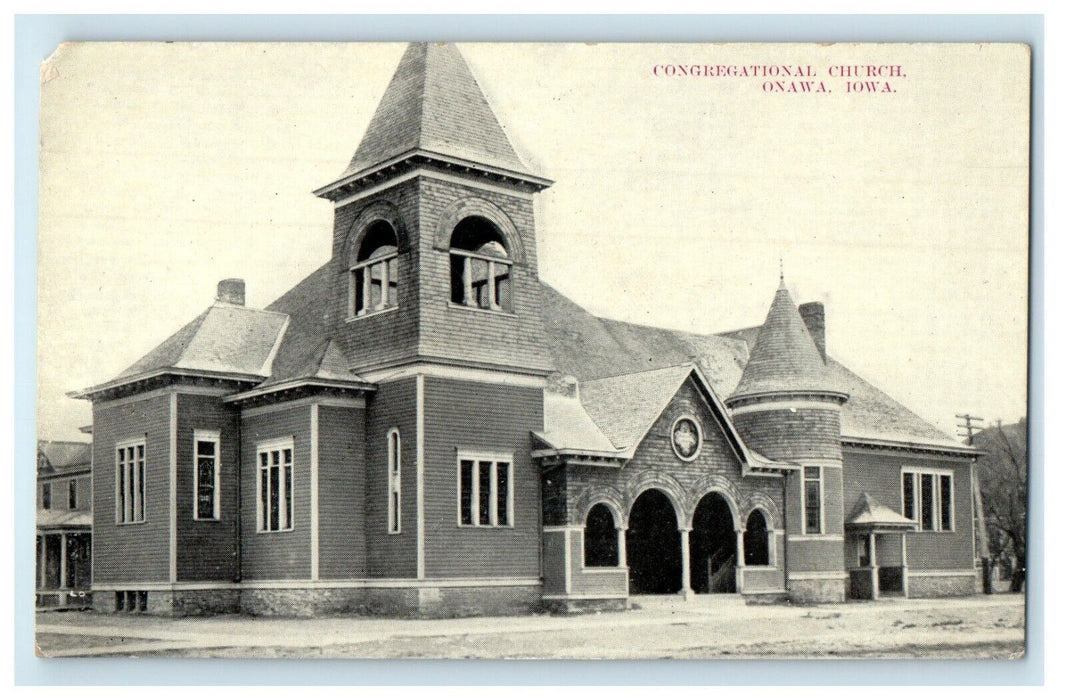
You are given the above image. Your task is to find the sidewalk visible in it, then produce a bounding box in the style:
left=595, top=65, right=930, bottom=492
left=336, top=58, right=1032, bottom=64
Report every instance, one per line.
left=36, top=593, right=1026, bottom=659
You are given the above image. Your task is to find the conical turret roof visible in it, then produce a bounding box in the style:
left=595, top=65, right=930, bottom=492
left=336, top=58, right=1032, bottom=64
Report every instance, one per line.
left=729, top=278, right=839, bottom=401
left=337, top=42, right=537, bottom=182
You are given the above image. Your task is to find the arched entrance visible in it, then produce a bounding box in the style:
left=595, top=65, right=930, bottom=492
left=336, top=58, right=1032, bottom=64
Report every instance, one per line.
left=626, top=489, right=682, bottom=594
left=691, top=492, right=737, bottom=593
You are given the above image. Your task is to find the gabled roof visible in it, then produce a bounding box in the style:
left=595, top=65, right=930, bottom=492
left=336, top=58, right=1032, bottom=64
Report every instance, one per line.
left=38, top=441, right=91, bottom=473
left=333, top=43, right=538, bottom=184
left=113, top=303, right=288, bottom=382
left=846, top=492, right=916, bottom=531
left=729, top=279, right=839, bottom=401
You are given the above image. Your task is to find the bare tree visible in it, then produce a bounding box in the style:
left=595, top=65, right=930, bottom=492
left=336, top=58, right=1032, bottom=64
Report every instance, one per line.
left=974, top=418, right=1027, bottom=592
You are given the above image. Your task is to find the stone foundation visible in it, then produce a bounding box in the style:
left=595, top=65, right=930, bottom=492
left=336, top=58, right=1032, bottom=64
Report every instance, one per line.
left=788, top=577, right=847, bottom=603
left=907, top=574, right=976, bottom=598
left=543, top=597, right=628, bottom=614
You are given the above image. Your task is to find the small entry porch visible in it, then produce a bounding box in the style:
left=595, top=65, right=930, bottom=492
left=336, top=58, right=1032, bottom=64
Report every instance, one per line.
left=845, top=492, right=917, bottom=600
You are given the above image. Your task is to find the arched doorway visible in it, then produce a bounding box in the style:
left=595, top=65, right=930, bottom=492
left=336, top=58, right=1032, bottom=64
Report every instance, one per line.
left=626, top=489, right=682, bottom=594
left=691, top=492, right=737, bottom=593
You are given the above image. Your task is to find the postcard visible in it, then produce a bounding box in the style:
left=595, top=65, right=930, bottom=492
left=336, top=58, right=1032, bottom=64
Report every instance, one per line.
left=35, top=41, right=1029, bottom=659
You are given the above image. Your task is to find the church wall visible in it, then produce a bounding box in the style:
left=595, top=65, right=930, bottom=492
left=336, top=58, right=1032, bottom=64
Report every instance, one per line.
left=365, top=378, right=418, bottom=578
left=317, top=404, right=368, bottom=579
left=240, top=404, right=313, bottom=581
left=843, top=447, right=976, bottom=574
left=733, top=407, right=843, bottom=464
left=175, top=393, right=240, bottom=582
left=91, top=392, right=172, bottom=584
left=422, top=376, right=543, bottom=579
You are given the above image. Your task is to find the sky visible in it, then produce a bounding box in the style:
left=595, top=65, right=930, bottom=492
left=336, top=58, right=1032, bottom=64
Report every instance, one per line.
left=37, top=42, right=1030, bottom=442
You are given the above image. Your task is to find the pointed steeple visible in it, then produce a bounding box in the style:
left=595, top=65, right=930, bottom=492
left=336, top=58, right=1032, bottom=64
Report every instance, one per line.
left=729, top=279, right=838, bottom=401
left=317, top=43, right=549, bottom=199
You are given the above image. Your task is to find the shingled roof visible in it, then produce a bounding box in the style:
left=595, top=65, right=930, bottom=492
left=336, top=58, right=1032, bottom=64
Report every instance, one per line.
left=114, top=303, right=288, bottom=381
left=728, top=279, right=839, bottom=401
left=541, top=281, right=966, bottom=452
left=335, top=42, right=537, bottom=183
left=846, top=492, right=916, bottom=531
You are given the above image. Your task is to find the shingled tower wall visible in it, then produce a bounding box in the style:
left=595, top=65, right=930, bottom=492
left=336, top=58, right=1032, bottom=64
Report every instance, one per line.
left=726, top=280, right=849, bottom=602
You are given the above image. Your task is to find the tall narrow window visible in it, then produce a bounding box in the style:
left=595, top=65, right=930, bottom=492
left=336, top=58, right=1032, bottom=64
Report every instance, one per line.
left=902, top=472, right=916, bottom=520
left=349, top=220, right=399, bottom=317
left=584, top=504, right=619, bottom=567
left=449, top=217, right=513, bottom=312
left=457, top=453, right=513, bottom=527
left=68, top=479, right=77, bottom=510
left=803, top=466, right=823, bottom=534
left=387, top=429, right=402, bottom=534
left=901, top=468, right=955, bottom=532
left=116, top=439, right=146, bottom=524
left=257, top=439, right=294, bottom=532
left=194, top=430, right=220, bottom=520
left=744, top=510, right=770, bottom=566
left=41, top=483, right=51, bottom=510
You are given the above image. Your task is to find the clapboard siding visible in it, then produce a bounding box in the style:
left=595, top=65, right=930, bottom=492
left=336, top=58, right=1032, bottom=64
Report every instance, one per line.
left=317, top=404, right=367, bottom=579
left=365, top=379, right=418, bottom=578
left=422, top=377, right=542, bottom=579
left=175, top=393, right=240, bottom=582
left=91, top=393, right=172, bottom=583
left=843, top=448, right=975, bottom=571
left=240, top=404, right=312, bottom=580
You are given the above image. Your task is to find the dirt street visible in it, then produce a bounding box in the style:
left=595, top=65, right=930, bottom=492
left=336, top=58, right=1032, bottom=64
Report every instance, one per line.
left=36, top=593, right=1024, bottom=659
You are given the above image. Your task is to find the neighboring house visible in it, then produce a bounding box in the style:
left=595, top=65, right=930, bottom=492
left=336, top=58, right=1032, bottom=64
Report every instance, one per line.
left=36, top=440, right=92, bottom=609
left=71, top=43, right=979, bottom=616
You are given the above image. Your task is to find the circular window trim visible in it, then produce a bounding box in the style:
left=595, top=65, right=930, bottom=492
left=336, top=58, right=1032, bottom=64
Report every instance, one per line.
left=670, top=415, right=703, bottom=462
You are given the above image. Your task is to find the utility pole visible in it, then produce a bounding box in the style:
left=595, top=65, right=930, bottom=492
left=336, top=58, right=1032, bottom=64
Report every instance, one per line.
left=957, top=413, right=993, bottom=594
left=956, top=413, right=984, bottom=446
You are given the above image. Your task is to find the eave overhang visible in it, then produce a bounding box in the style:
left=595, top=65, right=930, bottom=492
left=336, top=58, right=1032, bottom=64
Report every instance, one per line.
left=69, top=368, right=263, bottom=402
left=314, top=150, right=553, bottom=202
left=841, top=435, right=982, bottom=459
left=224, top=377, right=377, bottom=407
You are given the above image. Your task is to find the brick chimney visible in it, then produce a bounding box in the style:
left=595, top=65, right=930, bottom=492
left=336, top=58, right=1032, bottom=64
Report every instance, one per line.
left=798, top=301, right=826, bottom=361
left=216, top=278, right=246, bottom=306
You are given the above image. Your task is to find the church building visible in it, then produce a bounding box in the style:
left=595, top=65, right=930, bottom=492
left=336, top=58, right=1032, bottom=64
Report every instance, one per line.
left=73, top=43, right=980, bottom=616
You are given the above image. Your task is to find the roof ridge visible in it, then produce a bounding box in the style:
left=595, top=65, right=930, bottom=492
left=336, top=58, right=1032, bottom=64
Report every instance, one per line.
left=581, top=362, right=695, bottom=384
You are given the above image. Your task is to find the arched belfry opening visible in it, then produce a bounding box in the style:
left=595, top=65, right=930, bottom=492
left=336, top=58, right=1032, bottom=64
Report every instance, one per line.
left=449, top=216, right=513, bottom=311
left=626, top=489, right=682, bottom=594
left=350, top=220, right=399, bottom=316
left=690, top=493, right=737, bottom=593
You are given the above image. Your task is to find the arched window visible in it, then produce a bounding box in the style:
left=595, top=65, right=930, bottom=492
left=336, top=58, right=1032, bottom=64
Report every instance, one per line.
left=449, top=216, right=512, bottom=311
left=387, top=429, right=401, bottom=534
left=743, top=509, right=770, bottom=566
left=584, top=503, right=619, bottom=567
left=350, top=221, right=399, bottom=317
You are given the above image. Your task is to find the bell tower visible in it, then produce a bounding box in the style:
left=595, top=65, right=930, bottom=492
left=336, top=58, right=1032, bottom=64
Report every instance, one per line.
left=314, top=42, right=554, bottom=378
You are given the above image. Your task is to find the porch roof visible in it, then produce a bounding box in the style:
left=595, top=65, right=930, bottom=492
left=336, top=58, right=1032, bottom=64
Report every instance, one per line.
left=845, top=492, right=917, bottom=532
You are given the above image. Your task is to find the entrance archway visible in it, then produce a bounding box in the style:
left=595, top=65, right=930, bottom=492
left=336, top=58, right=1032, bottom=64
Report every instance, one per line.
left=691, top=492, right=737, bottom=593
left=626, top=489, right=682, bottom=594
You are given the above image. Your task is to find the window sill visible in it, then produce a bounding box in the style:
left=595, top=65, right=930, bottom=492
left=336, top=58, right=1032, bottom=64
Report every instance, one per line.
left=346, top=306, right=399, bottom=323
left=457, top=523, right=515, bottom=530
left=257, top=528, right=296, bottom=534
left=580, top=565, right=629, bottom=573
left=193, top=517, right=222, bottom=523
left=115, top=520, right=147, bottom=526
left=447, top=302, right=516, bottom=317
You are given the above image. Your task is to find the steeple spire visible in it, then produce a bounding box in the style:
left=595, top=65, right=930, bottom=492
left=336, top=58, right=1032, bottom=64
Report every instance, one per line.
left=316, top=43, right=550, bottom=199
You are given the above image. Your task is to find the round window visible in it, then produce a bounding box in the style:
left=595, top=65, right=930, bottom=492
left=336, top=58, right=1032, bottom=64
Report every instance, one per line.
left=671, top=416, right=702, bottom=461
